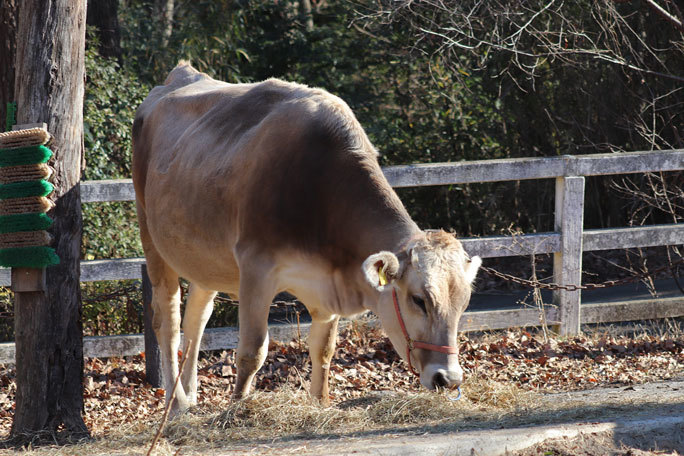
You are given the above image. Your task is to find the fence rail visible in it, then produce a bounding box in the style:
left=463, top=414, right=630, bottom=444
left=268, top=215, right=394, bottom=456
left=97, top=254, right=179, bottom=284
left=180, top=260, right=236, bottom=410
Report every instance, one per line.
left=78, top=149, right=684, bottom=202
left=0, top=149, right=682, bottom=363
left=1, top=295, right=683, bottom=364
left=1, top=223, right=678, bottom=286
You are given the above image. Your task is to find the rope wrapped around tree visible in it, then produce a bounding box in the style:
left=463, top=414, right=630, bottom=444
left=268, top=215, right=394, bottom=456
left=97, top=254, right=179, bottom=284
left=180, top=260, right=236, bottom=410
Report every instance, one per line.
left=0, top=126, right=59, bottom=267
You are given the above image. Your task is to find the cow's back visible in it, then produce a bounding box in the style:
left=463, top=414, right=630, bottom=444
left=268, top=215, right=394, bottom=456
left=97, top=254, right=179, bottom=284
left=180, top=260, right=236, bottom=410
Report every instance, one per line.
left=133, top=63, right=297, bottom=202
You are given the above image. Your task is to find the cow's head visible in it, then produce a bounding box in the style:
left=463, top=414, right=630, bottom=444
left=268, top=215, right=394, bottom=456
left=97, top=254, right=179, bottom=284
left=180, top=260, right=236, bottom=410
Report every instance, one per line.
left=362, top=230, right=480, bottom=390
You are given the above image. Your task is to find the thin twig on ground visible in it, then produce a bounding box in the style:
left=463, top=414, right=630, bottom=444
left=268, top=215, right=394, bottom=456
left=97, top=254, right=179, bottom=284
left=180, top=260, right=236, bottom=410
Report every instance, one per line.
left=147, top=339, right=192, bottom=456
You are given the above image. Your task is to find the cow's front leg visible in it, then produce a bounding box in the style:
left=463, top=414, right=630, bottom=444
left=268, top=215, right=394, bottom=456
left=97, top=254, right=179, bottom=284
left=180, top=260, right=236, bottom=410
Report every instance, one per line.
left=308, top=315, right=340, bottom=406
left=233, top=265, right=274, bottom=400
left=233, top=303, right=270, bottom=399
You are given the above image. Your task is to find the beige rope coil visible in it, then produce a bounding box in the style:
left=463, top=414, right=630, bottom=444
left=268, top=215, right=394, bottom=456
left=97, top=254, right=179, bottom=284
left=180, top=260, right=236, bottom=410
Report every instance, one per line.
left=0, top=163, right=53, bottom=184
left=0, top=127, right=51, bottom=148
left=0, top=196, right=55, bottom=216
left=0, top=230, right=53, bottom=249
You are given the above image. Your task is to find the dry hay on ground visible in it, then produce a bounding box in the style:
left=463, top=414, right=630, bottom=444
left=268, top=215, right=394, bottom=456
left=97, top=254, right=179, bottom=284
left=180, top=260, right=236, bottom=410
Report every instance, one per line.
left=0, top=320, right=682, bottom=455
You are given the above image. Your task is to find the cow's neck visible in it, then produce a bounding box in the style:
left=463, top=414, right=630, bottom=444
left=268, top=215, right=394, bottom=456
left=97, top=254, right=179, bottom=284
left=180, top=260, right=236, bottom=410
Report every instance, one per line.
left=327, top=163, right=422, bottom=316
left=334, top=156, right=421, bottom=258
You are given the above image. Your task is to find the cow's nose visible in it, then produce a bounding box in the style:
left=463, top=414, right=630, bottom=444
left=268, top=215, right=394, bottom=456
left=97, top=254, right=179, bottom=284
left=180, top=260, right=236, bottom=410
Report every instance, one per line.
left=433, top=371, right=449, bottom=388
left=432, top=369, right=462, bottom=389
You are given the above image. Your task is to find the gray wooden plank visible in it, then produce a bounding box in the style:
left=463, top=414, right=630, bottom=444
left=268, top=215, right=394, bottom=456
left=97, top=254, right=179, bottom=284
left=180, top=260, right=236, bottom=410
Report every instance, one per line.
left=80, top=179, right=135, bottom=203
left=569, top=149, right=684, bottom=177
left=76, top=150, right=683, bottom=202
left=0, top=342, right=14, bottom=365
left=80, top=258, right=145, bottom=282
left=458, top=307, right=559, bottom=332
left=0, top=323, right=329, bottom=363
left=383, top=157, right=564, bottom=187
left=83, top=333, right=145, bottom=359
left=553, top=176, right=585, bottom=336
left=0, top=259, right=146, bottom=286
left=383, top=149, right=683, bottom=187
left=0, top=269, right=9, bottom=287
left=581, top=297, right=684, bottom=324
left=460, top=233, right=560, bottom=258
left=1, top=222, right=679, bottom=286
left=583, top=224, right=684, bottom=251
left=2, top=297, right=683, bottom=364
left=74, top=234, right=561, bottom=284
left=200, top=321, right=358, bottom=352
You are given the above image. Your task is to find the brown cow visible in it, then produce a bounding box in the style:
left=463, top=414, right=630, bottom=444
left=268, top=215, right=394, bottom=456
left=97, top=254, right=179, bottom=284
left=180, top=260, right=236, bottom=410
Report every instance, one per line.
left=132, top=62, right=480, bottom=414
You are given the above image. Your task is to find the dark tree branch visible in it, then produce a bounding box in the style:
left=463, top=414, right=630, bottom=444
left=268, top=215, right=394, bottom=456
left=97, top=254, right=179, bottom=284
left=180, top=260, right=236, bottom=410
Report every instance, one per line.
left=643, top=0, right=684, bottom=33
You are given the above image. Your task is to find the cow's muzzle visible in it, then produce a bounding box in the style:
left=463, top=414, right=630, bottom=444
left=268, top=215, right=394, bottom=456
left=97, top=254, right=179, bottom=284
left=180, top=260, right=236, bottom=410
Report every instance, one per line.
left=391, top=288, right=461, bottom=386
left=421, top=363, right=463, bottom=390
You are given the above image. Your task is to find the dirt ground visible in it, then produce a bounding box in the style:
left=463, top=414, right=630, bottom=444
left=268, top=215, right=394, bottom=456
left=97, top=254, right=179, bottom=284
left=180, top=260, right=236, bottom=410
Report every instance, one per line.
left=513, top=381, right=684, bottom=456
left=0, top=320, right=682, bottom=455
left=519, top=433, right=683, bottom=456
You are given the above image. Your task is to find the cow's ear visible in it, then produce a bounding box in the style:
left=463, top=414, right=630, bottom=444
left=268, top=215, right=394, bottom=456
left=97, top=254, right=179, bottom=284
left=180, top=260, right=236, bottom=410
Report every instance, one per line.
left=464, top=256, right=481, bottom=284
left=362, top=251, right=401, bottom=291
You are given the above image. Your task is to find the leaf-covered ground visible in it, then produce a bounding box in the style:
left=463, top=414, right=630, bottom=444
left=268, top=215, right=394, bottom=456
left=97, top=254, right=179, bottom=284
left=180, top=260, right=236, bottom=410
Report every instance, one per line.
left=1, top=321, right=682, bottom=443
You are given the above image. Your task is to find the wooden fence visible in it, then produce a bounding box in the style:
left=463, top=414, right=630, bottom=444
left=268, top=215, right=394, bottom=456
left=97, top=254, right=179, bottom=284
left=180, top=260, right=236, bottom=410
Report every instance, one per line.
left=0, top=149, right=683, bottom=364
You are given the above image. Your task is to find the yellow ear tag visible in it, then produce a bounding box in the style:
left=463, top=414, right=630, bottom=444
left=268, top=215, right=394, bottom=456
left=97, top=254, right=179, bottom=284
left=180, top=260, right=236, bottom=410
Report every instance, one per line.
left=378, top=266, right=388, bottom=286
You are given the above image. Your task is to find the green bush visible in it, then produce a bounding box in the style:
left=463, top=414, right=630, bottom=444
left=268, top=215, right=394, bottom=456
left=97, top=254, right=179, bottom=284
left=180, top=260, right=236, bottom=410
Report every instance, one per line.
left=79, top=30, right=148, bottom=336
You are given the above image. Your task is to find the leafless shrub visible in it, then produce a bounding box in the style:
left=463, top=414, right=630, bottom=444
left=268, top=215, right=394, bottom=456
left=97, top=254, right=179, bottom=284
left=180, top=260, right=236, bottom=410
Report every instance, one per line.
left=355, top=0, right=683, bottom=291
left=354, top=0, right=684, bottom=158
left=355, top=1, right=684, bottom=85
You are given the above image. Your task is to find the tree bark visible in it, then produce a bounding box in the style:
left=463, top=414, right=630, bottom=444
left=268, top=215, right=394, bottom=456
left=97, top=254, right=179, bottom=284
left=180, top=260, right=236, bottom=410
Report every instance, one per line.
left=142, top=265, right=163, bottom=388
left=86, top=0, right=122, bottom=64
left=156, top=0, right=174, bottom=48
left=10, top=0, right=88, bottom=441
left=0, top=0, right=17, bottom=129
left=301, top=0, right=314, bottom=32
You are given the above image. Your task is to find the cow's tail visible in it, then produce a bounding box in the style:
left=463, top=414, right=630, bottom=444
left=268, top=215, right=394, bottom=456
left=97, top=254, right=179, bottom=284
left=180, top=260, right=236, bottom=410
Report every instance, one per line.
left=131, top=114, right=148, bottom=207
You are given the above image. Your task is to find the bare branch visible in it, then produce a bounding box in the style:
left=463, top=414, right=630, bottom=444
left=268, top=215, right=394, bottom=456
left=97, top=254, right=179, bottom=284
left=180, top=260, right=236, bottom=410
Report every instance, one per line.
left=643, top=0, right=684, bottom=33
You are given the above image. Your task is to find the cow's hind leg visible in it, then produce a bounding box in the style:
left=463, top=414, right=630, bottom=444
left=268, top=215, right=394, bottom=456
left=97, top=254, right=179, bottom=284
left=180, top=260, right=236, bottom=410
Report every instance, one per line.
left=232, top=254, right=276, bottom=400
left=138, top=208, right=188, bottom=414
left=181, top=283, right=217, bottom=405
left=147, top=257, right=188, bottom=414
left=308, top=316, right=340, bottom=406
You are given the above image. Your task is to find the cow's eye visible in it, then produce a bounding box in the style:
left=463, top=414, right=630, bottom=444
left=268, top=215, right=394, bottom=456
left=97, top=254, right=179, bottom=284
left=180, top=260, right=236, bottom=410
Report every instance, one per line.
left=412, top=295, right=427, bottom=314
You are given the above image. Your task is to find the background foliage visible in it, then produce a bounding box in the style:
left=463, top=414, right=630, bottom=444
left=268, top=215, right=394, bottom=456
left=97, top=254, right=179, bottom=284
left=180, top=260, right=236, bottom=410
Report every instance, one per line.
left=1, top=0, right=682, bottom=339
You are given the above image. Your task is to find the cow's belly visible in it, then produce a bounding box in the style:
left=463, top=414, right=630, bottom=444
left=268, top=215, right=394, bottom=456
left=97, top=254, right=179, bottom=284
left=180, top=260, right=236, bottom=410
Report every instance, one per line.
left=142, top=173, right=241, bottom=293
left=156, top=240, right=240, bottom=293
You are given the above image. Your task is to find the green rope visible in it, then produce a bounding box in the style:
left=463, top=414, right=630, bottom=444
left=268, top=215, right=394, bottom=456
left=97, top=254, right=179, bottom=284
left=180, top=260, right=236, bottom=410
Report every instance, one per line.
left=0, top=246, right=59, bottom=268
left=0, top=212, right=53, bottom=234
left=5, top=102, right=16, bottom=132
left=0, top=109, right=60, bottom=267
left=0, top=180, right=54, bottom=199
left=0, top=145, right=53, bottom=167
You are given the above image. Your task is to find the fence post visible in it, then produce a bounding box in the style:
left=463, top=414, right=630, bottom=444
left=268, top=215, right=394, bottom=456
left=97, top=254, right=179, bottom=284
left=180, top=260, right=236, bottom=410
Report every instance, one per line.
left=553, top=175, right=585, bottom=336
left=141, top=264, right=163, bottom=388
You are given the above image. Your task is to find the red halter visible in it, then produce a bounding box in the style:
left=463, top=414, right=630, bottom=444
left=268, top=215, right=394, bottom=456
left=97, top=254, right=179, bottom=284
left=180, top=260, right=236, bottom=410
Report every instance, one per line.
left=391, top=288, right=459, bottom=376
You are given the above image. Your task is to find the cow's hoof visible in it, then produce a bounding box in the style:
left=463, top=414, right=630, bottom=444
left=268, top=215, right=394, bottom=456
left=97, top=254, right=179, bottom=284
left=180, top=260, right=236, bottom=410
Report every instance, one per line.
left=167, top=397, right=191, bottom=419
left=312, top=395, right=331, bottom=407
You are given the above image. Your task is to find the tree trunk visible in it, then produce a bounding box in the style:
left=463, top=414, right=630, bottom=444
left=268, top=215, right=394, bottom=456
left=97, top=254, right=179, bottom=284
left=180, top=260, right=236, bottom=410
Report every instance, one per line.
left=0, top=0, right=17, bottom=129
left=301, top=0, right=314, bottom=32
left=10, top=0, right=88, bottom=441
left=86, top=0, right=122, bottom=64
left=156, top=0, right=174, bottom=48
